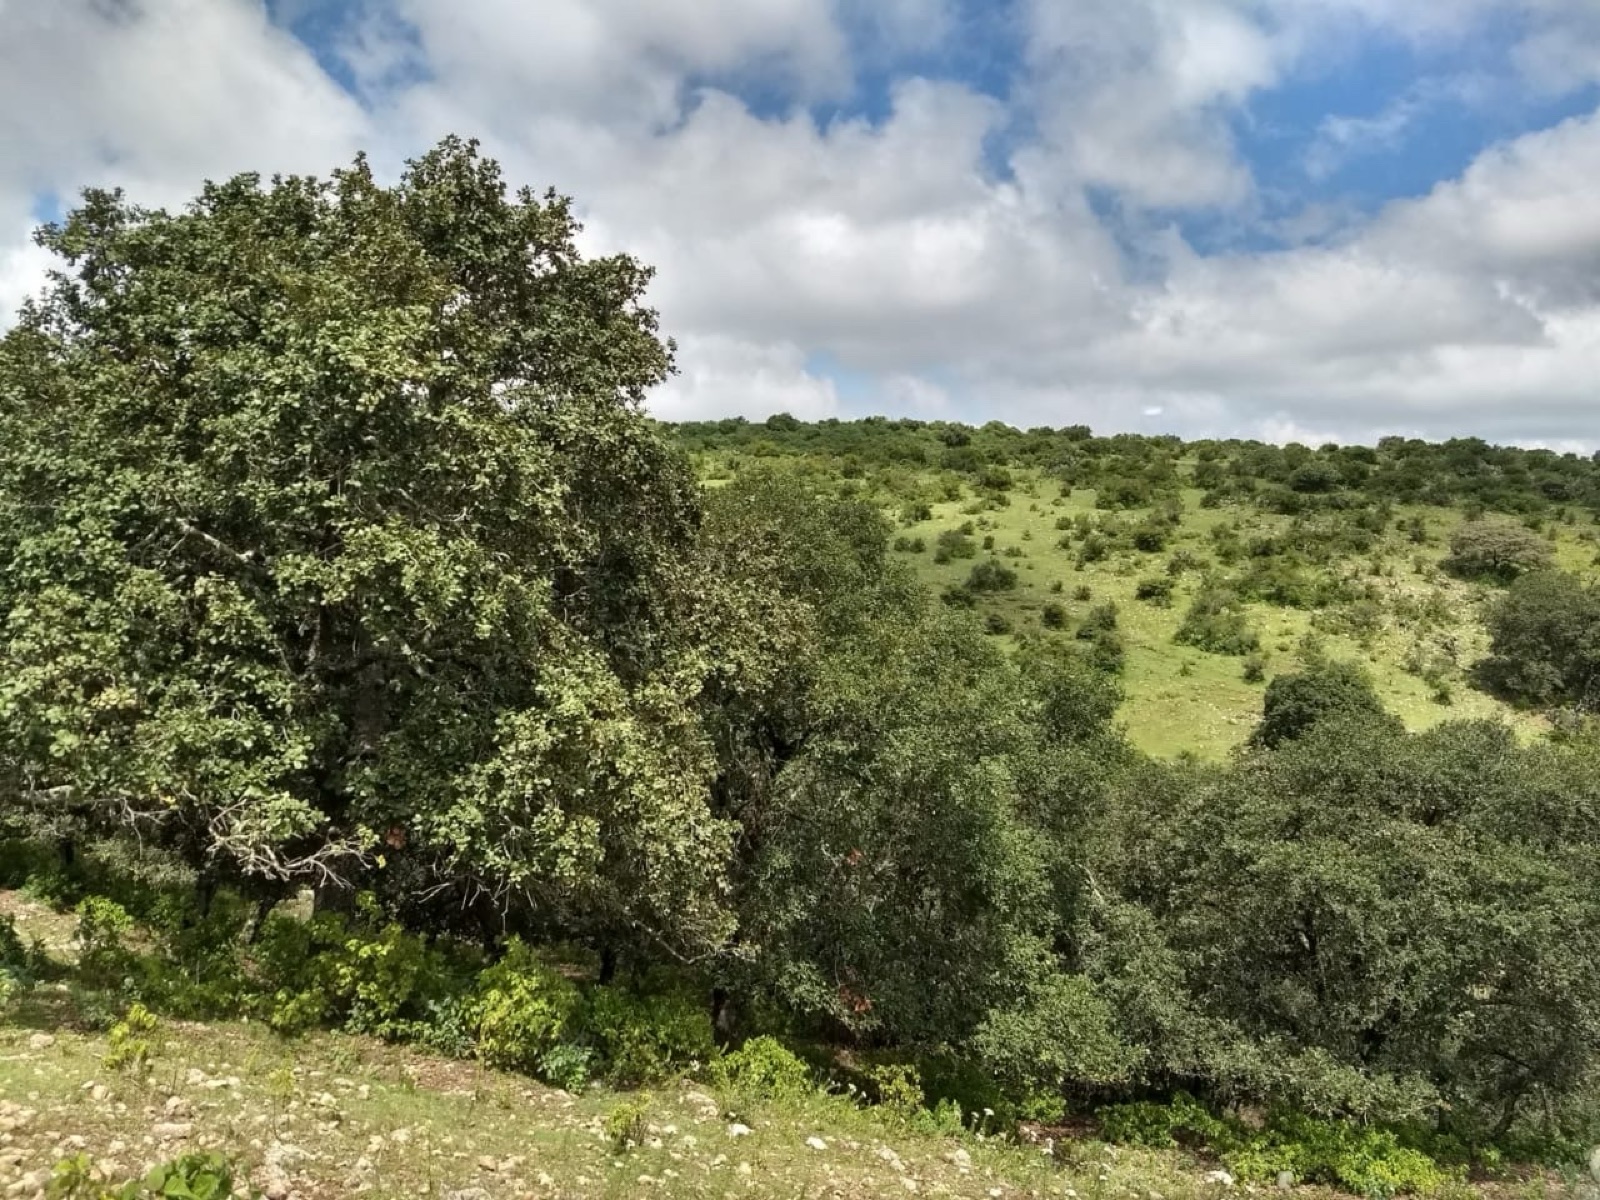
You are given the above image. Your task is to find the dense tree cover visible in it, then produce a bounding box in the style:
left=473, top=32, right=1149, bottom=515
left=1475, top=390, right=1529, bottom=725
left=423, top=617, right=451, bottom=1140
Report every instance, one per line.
left=1481, top=570, right=1600, bottom=709
left=674, top=415, right=1600, bottom=519
left=3, top=145, right=1600, bottom=1174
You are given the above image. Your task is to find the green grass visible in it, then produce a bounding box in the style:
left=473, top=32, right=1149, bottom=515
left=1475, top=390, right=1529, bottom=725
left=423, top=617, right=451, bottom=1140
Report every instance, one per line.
left=882, top=476, right=1575, bottom=760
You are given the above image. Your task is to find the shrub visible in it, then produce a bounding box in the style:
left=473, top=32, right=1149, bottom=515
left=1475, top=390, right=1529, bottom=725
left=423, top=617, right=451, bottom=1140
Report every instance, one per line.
left=75, top=896, right=135, bottom=988
left=966, top=560, right=1018, bottom=592
left=604, top=1099, right=650, bottom=1152
left=579, top=986, right=715, bottom=1084
left=983, top=612, right=1014, bottom=636
left=1252, top=660, right=1394, bottom=749
left=1242, top=652, right=1268, bottom=684
left=892, top=535, right=925, bottom=553
left=104, top=1003, right=160, bottom=1074
left=1135, top=577, right=1174, bottom=606
left=1098, top=1098, right=1451, bottom=1195
left=1443, top=520, right=1554, bottom=583
left=933, top=529, right=978, bottom=564
left=1174, top=587, right=1260, bottom=656
left=1040, top=602, right=1068, bottom=630
left=470, top=940, right=583, bottom=1074
left=710, top=1036, right=815, bottom=1100
left=1480, top=570, right=1600, bottom=707
left=1072, top=584, right=1093, bottom=602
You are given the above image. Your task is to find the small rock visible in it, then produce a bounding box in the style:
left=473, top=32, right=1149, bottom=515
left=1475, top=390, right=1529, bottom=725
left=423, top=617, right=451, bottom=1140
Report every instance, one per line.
left=152, top=1122, right=193, bottom=1141
left=164, top=1096, right=191, bottom=1117
left=476, top=1156, right=497, bottom=1172
left=899, top=1180, right=920, bottom=1194
left=727, top=1123, right=753, bottom=1138
left=737, top=1163, right=753, bottom=1177
left=1204, top=1170, right=1235, bottom=1188
left=442, top=1190, right=490, bottom=1200
left=256, top=1169, right=291, bottom=1200
left=89, top=1085, right=109, bottom=1104
left=25, top=1034, right=54, bottom=1052
left=1276, top=1171, right=1295, bottom=1190
left=536, top=1173, right=555, bottom=1188
left=946, top=1148, right=972, bottom=1170
left=805, top=1136, right=828, bottom=1151
left=1589, top=1146, right=1600, bottom=1185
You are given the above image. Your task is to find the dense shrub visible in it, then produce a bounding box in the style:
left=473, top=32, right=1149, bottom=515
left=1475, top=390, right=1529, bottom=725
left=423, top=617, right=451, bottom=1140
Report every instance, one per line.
left=710, top=1035, right=815, bottom=1099
left=1252, top=661, right=1394, bottom=749
left=1174, top=587, right=1260, bottom=656
left=1135, top=577, right=1174, bottom=606
left=469, top=939, right=583, bottom=1074
left=1479, top=570, right=1600, bottom=708
left=1444, top=520, right=1555, bottom=582
left=966, top=560, right=1019, bottom=592
left=579, top=985, right=715, bottom=1084
left=933, top=528, right=979, bottom=563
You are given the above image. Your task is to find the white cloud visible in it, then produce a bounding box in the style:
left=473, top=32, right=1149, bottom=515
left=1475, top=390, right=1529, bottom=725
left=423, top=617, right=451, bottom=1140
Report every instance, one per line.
left=654, top=335, right=841, bottom=422
left=2, top=0, right=1600, bottom=448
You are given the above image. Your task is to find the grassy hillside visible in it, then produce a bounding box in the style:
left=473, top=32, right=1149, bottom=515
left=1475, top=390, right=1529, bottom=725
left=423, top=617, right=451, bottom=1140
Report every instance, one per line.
left=690, top=444, right=1594, bottom=759
left=889, top=476, right=1573, bottom=759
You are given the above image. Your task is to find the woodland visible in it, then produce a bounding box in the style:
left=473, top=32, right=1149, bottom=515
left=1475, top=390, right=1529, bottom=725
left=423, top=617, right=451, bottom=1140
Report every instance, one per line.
left=0, top=139, right=1597, bottom=1197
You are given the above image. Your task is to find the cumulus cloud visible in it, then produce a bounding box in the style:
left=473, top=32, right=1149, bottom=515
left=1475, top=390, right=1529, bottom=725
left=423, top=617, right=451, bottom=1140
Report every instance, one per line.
left=1, top=0, right=1598, bottom=447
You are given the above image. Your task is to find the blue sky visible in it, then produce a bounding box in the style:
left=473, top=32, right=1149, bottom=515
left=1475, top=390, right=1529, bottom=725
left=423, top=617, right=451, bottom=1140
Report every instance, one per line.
left=2, top=0, right=1599, bottom=447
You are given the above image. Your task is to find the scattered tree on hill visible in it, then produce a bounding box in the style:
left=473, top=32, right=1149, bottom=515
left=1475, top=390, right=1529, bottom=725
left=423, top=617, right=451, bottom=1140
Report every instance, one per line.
left=1479, top=570, right=1600, bottom=709
left=1251, top=660, right=1396, bottom=749
left=1443, top=519, right=1555, bottom=582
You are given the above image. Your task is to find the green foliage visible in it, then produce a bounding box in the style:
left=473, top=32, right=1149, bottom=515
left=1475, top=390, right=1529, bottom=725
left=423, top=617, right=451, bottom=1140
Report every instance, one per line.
left=1252, top=660, right=1393, bottom=749
left=1099, top=1098, right=1449, bottom=1196
left=1480, top=570, right=1600, bottom=708
left=0, top=137, right=734, bottom=962
left=603, top=1099, right=650, bottom=1152
left=103, top=1003, right=160, bottom=1074
left=468, top=939, right=582, bottom=1074
left=1174, top=586, right=1261, bottom=656
left=1443, top=520, right=1555, bottom=582
left=48, top=1152, right=237, bottom=1200
left=965, top=560, right=1019, bottom=592
left=933, top=529, right=979, bottom=563
left=710, top=1035, right=815, bottom=1100
left=75, top=896, right=135, bottom=988
left=970, top=972, right=1137, bottom=1095
left=579, top=985, right=715, bottom=1085
left=1134, top=577, right=1174, bottom=606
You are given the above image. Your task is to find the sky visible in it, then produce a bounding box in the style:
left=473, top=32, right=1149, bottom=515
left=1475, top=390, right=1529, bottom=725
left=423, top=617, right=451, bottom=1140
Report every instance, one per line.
left=2, top=1, right=1599, bottom=448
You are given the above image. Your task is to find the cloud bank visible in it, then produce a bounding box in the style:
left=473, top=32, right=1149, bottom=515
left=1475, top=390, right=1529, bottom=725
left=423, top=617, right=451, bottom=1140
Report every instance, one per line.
left=2, top=0, right=1598, bottom=448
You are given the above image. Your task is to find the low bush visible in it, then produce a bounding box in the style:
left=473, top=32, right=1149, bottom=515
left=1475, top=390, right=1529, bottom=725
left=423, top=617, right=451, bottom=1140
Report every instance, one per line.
left=1099, top=1096, right=1452, bottom=1195
left=579, top=985, right=715, bottom=1085
left=469, top=939, right=583, bottom=1074
left=710, top=1035, right=815, bottom=1100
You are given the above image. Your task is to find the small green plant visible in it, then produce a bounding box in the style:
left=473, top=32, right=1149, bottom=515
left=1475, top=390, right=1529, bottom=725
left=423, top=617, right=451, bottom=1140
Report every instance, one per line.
left=710, top=1035, right=814, bottom=1100
left=48, top=1151, right=237, bottom=1199
left=103, top=1003, right=159, bottom=1074
left=866, top=1061, right=927, bottom=1125
left=604, top=1099, right=649, bottom=1152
